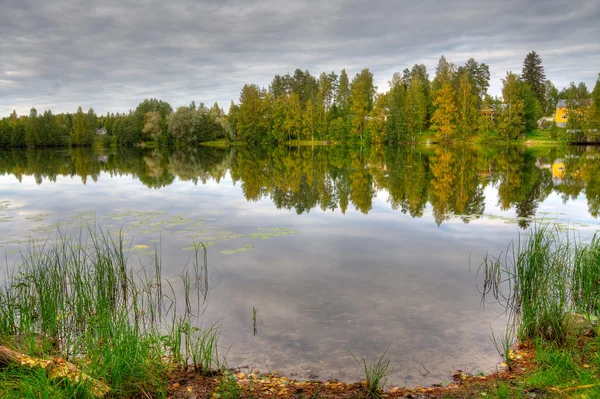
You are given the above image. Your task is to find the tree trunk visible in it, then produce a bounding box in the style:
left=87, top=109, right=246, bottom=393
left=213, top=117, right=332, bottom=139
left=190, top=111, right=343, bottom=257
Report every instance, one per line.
left=0, top=345, right=110, bottom=397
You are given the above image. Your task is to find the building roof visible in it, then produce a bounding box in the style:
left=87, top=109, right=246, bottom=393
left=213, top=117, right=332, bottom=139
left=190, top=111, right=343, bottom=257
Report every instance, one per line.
left=556, top=98, right=593, bottom=108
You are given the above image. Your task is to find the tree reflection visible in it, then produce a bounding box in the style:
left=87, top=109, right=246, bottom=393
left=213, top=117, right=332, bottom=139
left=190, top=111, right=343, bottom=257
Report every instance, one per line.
left=1, top=145, right=599, bottom=227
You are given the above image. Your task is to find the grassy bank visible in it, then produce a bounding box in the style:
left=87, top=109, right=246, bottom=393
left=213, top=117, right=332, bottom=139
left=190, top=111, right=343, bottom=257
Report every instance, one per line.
left=0, top=227, right=222, bottom=398
left=0, top=224, right=598, bottom=398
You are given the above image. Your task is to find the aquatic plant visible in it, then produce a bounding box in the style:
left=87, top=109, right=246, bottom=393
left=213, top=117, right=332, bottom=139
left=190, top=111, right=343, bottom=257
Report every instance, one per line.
left=0, top=225, right=222, bottom=397
left=480, top=223, right=600, bottom=345
left=220, top=245, right=254, bottom=255
left=349, top=350, right=390, bottom=399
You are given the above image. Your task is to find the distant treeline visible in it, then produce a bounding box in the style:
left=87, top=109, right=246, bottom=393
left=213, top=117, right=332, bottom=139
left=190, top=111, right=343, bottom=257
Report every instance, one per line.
left=1, top=51, right=599, bottom=148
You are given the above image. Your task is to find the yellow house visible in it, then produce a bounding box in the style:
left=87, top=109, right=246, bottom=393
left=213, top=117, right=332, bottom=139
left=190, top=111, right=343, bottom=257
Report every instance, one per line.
left=554, top=99, right=593, bottom=128
left=554, top=100, right=568, bottom=127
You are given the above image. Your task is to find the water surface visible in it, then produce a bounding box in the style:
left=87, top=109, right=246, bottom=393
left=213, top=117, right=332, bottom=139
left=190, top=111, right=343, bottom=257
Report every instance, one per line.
left=0, top=145, right=598, bottom=386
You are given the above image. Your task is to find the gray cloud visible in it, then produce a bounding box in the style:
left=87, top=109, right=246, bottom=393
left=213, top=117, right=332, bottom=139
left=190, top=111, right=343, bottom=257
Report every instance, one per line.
left=1, top=0, right=599, bottom=116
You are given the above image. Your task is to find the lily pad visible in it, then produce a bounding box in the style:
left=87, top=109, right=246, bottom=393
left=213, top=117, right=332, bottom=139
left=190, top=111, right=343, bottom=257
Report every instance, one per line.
left=249, top=228, right=298, bottom=239
left=220, top=245, right=255, bottom=255
left=213, top=233, right=244, bottom=240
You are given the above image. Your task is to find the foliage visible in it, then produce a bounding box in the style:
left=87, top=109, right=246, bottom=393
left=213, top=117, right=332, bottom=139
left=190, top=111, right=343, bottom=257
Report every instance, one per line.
left=431, top=81, right=457, bottom=141
left=481, top=224, right=600, bottom=345
left=497, top=72, right=526, bottom=141
left=349, top=69, right=376, bottom=141
left=522, top=51, right=546, bottom=109
left=0, top=226, right=223, bottom=398
left=168, top=103, right=228, bottom=144
left=456, top=71, right=479, bottom=139
left=0, top=57, right=596, bottom=147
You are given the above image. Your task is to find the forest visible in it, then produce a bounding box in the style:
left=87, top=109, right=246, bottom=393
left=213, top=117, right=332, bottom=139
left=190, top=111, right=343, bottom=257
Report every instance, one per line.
left=1, top=52, right=599, bottom=148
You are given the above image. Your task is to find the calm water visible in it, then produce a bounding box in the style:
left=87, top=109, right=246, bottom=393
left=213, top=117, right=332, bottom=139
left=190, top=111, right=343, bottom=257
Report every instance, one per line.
left=0, top=145, right=599, bottom=386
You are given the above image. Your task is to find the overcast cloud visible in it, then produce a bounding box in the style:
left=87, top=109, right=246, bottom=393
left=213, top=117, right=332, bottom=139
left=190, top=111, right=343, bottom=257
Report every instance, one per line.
left=1, top=0, right=599, bottom=116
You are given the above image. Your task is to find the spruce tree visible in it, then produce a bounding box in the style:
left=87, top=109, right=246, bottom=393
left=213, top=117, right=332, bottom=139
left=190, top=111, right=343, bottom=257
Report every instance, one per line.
left=522, top=51, right=546, bottom=109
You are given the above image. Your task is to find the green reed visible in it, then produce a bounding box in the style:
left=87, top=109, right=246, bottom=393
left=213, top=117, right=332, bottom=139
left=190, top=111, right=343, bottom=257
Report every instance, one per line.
left=349, top=350, right=390, bottom=399
left=481, top=223, right=600, bottom=345
left=0, top=225, right=223, bottom=397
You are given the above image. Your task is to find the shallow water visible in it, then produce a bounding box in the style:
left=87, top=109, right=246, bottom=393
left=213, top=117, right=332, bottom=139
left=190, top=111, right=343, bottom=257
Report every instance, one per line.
left=0, top=145, right=598, bottom=386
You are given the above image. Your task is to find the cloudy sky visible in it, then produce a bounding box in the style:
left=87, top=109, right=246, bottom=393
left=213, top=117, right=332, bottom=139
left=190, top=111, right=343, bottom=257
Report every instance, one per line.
left=1, top=0, right=599, bottom=117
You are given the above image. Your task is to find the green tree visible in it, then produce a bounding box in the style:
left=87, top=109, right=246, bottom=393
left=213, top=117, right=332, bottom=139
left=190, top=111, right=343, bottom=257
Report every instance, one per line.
left=336, top=69, right=350, bottom=115
left=283, top=93, right=303, bottom=142
left=432, top=56, right=454, bottom=92
left=237, top=84, right=270, bottom=144
left=142, top=112, right=162, bottom=141
left=168, top=107, right=194, bottom=142
left=368, top=93, right=388, bottom=142
left=522, top=84, right=542, bottom=132
left=463, top=58, right=490, bottom=99
left=589, top=74, right=600, bottom=141
left=208, top=102, right=233, bottom=141
left=349, top=69, right=375, bottom=141
left=477, top=96, right=495, bottom=142
left=72, top=106, right=91, bottom=146
left=565, top=82, right=591, bottom=141
left=410, top=64, right=433, bottom=124
left=456, top=71, right=479, bottom=139
left=522, top=51, right=546, bottom=109
left=543, top=80, right=560, bottom=116
left=386, top=72, right=408, bottom=142
left=497, top=72, right=526, bottom=141
left=25, top=108, right=38, bottom=147
left=134, top=99, right=173, bottom=141
left=405, top=76, right=427, bottom=141
left=303, top=98, right=316, bottom=141
left=227, top=101, right=240, bottom=140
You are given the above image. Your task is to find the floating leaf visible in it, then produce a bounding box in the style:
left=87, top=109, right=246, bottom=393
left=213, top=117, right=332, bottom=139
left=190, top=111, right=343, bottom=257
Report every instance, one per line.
left=249, top=228, right=298, bottom=239
left=220, top=245, right=255, bottom=255
left=134, top=244, right=149, bottom=250
left=213, top=233, right=244, bottom=240
left=26, top=214, right=51, bottom=222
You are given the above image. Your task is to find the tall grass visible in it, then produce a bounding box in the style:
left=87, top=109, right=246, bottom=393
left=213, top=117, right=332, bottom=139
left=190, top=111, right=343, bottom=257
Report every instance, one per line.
left=0, top=225, right=223, bottom=397
left=480, top=223, right=600, bottom=345
left=349, top=350, right=390, bottom=399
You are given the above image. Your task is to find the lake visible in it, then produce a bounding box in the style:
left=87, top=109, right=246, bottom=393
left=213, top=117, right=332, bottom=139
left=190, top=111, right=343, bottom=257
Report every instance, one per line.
left=0, top=144, right=598, bottom=387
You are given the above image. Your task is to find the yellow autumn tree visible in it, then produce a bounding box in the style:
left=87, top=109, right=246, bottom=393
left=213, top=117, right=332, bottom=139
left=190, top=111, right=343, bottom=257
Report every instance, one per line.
left=432, top=81, right=457, bottom=142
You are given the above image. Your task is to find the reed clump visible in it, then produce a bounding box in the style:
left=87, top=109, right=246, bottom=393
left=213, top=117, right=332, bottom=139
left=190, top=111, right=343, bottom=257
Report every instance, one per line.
left=481, top=223, right=600, bottom=346
left=0, top=226, right=222, bottom=398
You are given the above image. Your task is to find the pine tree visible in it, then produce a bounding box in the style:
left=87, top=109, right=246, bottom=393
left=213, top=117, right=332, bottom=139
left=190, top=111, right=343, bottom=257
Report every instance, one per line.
left=522, top=51, right=546, bottom=109
left=432, top=56, right=454, bottom=91
left=336, top=69, right=350, bottom=115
